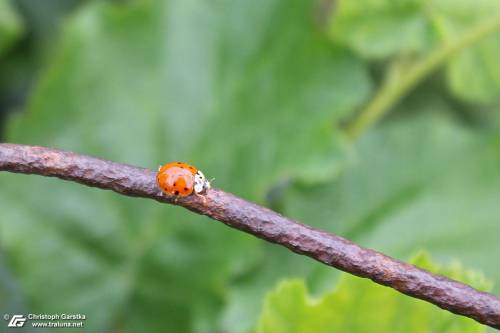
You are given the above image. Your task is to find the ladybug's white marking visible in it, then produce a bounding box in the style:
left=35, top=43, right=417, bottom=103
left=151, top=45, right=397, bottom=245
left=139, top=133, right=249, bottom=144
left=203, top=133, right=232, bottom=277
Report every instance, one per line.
left=194, top=170, right=210, bottom=194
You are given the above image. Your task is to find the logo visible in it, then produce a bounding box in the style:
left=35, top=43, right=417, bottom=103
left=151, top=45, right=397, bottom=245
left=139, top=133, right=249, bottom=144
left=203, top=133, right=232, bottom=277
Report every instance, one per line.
left=4, top=313, right=86, bottom=329
left=7, top=315, right=27, bottom=328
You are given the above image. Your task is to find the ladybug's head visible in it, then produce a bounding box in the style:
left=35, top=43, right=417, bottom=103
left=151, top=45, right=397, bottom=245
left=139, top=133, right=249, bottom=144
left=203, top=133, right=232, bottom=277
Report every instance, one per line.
left=194, top=170, right=211, bottom=194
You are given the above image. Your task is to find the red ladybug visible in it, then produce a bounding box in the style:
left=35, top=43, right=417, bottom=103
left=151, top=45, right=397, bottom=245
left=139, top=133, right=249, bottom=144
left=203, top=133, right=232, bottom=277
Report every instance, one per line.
left=156, top=162, right=210, bottom=197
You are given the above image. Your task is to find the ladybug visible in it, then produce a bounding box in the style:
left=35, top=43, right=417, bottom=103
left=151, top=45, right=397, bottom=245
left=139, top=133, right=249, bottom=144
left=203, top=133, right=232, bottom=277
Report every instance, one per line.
left=156, top=162, right=211, bottom=197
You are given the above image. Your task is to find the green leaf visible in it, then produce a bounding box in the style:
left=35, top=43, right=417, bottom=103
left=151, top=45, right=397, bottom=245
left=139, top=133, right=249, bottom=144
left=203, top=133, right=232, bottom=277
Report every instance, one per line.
left=329, top=0, right=500, bottom=104
left=255, top=252, right=490, bottom=333
left=329, top=0, right=500, bottom=59
left=0, top=0, right=370, bottom=332
left=282, top=96, right=500, bottom=294
left=0, top=0, right=24, bottom=55
left=439, top=3, right=500, bottom=104
left=446, top=33, right=500, bottom=104
left=329, top=0, right=436, bottom=59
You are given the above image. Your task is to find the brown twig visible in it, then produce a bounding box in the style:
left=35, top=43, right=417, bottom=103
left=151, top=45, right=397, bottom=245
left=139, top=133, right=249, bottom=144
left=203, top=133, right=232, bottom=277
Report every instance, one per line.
left=0, top=143, right=499, bottom=329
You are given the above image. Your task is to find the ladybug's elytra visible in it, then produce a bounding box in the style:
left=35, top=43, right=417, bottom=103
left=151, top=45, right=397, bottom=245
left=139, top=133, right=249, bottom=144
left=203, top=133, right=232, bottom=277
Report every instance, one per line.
left=156, top=162, right=211, bottom=197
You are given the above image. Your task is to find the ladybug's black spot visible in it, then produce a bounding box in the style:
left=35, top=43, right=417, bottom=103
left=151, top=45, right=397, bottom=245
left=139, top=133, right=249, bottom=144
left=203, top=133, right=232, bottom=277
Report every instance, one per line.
left=177, top=162, right=181, bottom=164
left=173, top=182, right=177, bottom=186
left=174, top=190, right=179, bottom=195
left=184, top=187, right=188, bottom=191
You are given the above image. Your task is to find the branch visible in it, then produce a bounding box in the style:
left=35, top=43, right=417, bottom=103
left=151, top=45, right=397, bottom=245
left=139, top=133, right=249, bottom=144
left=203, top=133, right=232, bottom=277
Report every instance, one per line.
left=0, top=143, right=499, bottom=329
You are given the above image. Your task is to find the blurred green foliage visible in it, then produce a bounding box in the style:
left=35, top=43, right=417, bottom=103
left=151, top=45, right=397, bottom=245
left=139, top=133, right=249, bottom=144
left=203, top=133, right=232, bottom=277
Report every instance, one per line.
left=0, top=0, right=23, bottom=56
left=330, top=0, right=500, bottom=104
left=0, top=0, right=500, bottom=332
left=256, top=253, right=491, bottom=333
